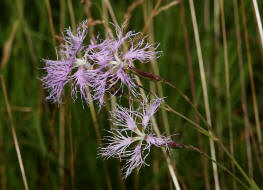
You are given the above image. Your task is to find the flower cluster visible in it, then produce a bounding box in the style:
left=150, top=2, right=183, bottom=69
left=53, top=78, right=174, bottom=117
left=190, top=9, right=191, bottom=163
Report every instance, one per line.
left=99, top=97, right=171, bottom=178
left=42, top=20, right=174, bottom=179
left=41, top=21, right=160, bottom=107
left=41, top=21, right=91, bottom=104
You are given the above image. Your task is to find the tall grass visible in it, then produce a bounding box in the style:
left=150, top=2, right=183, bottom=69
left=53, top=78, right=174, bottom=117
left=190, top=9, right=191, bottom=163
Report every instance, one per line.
left=0, top=0, right=263, bottom=189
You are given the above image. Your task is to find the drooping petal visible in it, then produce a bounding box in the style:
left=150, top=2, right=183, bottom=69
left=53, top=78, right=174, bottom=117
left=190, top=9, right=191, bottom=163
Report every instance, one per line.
left=122, top=144, right=146, bottom=179
left=142, top=97, right=163, bottom=128
left=42, top=21, right=91, bottom=104
left=41, top=57, right=73, bottom=103
left=124, top=38, right=161, bottom=64
left=71, top=66, right=92, bottom=104
left=111, top=105, right=138, bottom=131
left=98, top=129, right=134, bottom=159
left=89, top=70, right=112, bottom=107
left=145, top=133, right=171, bottom=150
left=61, top=20, right=88, bottom=59
left=109, top=24, right=138, bottom=52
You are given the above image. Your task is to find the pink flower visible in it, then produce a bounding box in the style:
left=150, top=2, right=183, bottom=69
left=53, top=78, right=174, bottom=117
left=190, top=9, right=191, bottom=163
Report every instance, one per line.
left=87, top=24, right=161, bottom=107
left=41, top=20, right=93, bottom=104
left=98, top=97, right=171, bottom=178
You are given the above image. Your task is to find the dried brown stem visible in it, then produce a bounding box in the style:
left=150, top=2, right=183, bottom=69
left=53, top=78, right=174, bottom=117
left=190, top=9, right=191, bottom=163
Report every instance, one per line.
left=1, top=20, right=19, bottom=70
left=179, top=0, right=210, bottom=189
left=45, top=0, right=56, bottom=47
left=219, top=0, right=236, bottom=188
left=240, top=0, right=263, bottom=173
left=188, top=0, right=220, bottom=189
left=0, top=75, right=29, bottom=190
left=232, top=0, right=254, bottom=179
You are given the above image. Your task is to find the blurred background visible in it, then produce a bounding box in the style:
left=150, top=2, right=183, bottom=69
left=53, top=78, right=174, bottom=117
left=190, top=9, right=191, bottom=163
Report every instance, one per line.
left=0, top=0, right=263, bottom=189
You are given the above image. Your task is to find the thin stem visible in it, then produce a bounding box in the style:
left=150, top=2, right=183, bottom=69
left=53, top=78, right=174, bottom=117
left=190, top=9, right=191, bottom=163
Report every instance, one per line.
left=59, top=0, right=65, bottom=32
left=188, top=0, right=220, bottom=189
left=15, top=0, right=38, bottom=67
left=142, top=0, right=161, bottom=34
left=0, top=122, right=6, bottom=190
left=145, top=1, right=171, bottom=188
left=45, top=0, right=56, bottom=47
left=87, top=89, right=113, bottom=190
left=251, top=0, right=263, bottom=49
left=67, top=107, right=75, bottom=190
left=102, top=2, right=181, bottom=189
left=170, top=143, right=249, bottom=190
left=103, top=0, right=118, bottom=25
left=134, top=75, right=181, bottom=190
left=240, top=0, right=263, bottom=169
left=85, top=5, right=113, bottom=186
left=146, top=0, right=170, bottom=136
left=219, top=0, right=236, bottom=189
left=163, top=105, right=216, bottom=140
left=232, top=0, right=254, bottom=179
left=179, top=0, right=210, bottom=188
left=0, top=76, right=29, bottom=190
left=130, top=66, right=209, bottom=129
left=67, top=0, right=76, bottom=31
left=163, top=103, right=260, bottom=189
left=58, top=105, right=65, bottom=190
left=0, top=19, right=19, bottom=70
left=204, top=0, right=210, bottom=30
left=129, top=84, right=259, bottom=188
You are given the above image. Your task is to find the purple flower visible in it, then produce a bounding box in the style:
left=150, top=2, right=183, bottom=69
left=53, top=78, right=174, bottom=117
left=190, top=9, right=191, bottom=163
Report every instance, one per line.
left=88, top=24, right=161, bottom=107
left=61, top=20, right=88, bottom=59
left=41, top=57, right=72, bottom=103
left=98, top=97, right=171, bottom=178
left=41, top=20, right=93, bottom=104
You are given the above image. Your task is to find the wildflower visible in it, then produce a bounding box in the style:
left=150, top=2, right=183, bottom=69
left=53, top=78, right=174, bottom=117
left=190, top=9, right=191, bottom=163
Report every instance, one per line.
left=41, top=20, right=93, bottom=104
left=98, top=97, right=171, bottom=178
left=88, top=24, right=161, bottom=106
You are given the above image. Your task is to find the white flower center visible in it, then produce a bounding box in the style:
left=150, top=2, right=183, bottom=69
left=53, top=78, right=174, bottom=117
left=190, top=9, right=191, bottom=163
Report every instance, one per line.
left=133, top=128, right=146, bottom=140
left=109, top=60, right=119, bottom=65
left=109, top=53, right=121, bottom=66
left=74, top=58, right=90, bottom=68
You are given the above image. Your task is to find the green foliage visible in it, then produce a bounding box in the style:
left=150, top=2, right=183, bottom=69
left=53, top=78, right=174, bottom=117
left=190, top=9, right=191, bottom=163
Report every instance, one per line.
left=0, top=0, right=263, bottom=189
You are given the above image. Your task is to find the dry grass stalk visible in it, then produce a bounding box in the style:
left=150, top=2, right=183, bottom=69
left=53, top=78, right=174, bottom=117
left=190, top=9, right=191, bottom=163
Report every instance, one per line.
left=45, top=0, right=56, bottom=47
left=100, top=1, right=181, bottom=187
left=67, top=0, right=76, bottom=31
left=188, top=0, right=220, bottom=189
left=0, top=75, right=29, bottom=190
left=179, top=0, right=210, bottom=189
left=155, top=0, right=179, bottom=16
left=0, top=123, right=6, bottom=190
left=1, top=20, right=19, bottom=70
left=232, top=0, right=254, bottom=179
left=251, top=0, right=263, bottom=49
left=124, top=0, right=145, bottom=23
left=240, top=0, right=263, bottom=171
left=0, top=106, right=31, bottom=112
left=146, top=0, right=171, bottom=136
left=204, top=0, right=210, bottom=30
left=58, top=105, right=65, bottom=190
left=67, top=109, right=76, bottom=190
left=219, top=0, right=236, bottom=188
left=144, top=1, right=171, bottom=189
left=15, top=0, right=38, bottom=67
left=87, top=91, right=113, bottom=190
left=59, top=0, right=65, bottom=31
left=103, top=0, right=118, bottom=25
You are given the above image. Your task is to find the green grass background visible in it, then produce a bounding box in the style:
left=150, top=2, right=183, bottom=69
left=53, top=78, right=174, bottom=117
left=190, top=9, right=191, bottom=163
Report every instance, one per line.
left=0, top=0, right=263, bottom=189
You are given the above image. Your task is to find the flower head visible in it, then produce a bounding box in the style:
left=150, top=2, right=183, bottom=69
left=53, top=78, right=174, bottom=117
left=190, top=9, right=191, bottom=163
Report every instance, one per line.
left=42, top=21, right=161, bottom=107
left=41, top=20, right=93, bottom=104
left=98, top=97, right=171, bottom=178
left=88, top=24, right=161, bottom=107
